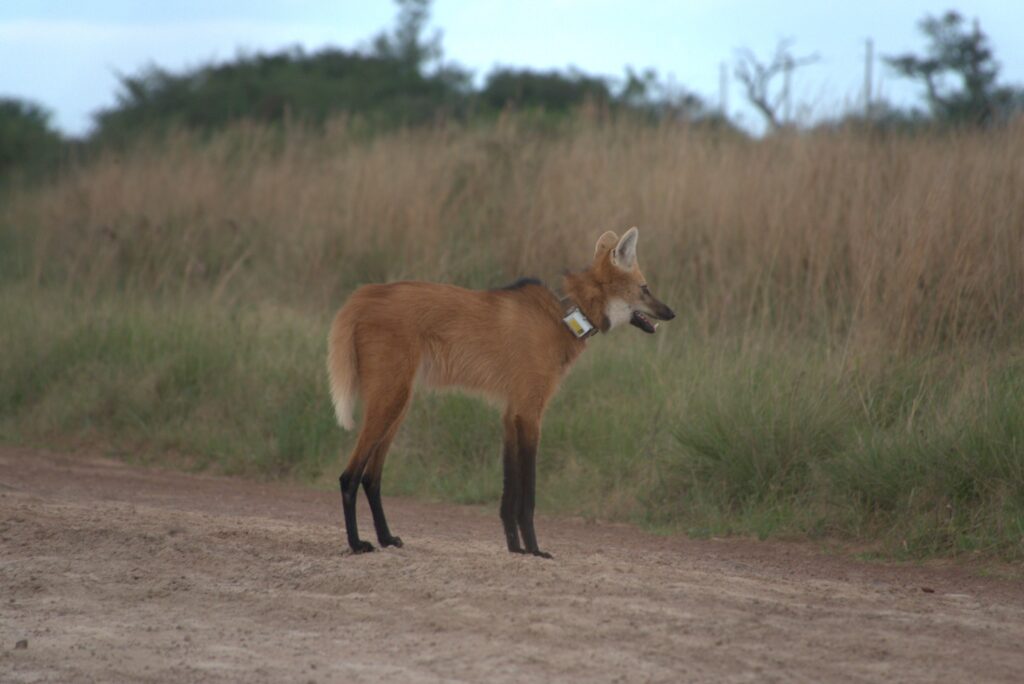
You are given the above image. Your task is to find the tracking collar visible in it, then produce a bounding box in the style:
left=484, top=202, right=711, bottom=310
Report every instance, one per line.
left=559, top=296, right=598, bottom=339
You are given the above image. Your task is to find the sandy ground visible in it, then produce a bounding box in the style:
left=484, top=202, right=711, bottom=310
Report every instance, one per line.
left=1, top=447, right=1023, bottom=683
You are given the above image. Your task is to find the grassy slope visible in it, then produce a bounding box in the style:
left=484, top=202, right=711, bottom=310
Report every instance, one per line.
left=2, top=118, right=1023, bottom=560
left=2, top=288, right=1021, bottom=560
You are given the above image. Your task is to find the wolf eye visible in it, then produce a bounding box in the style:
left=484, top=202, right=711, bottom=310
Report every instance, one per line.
left=640, top=285, right=650, bottom=295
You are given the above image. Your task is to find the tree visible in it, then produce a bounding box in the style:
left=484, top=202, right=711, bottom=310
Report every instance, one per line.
left=885, top=11, right=1022, bottom=126
left=0, top=97, right=63, bottom=180
left=734, top=40, right=818, bottom=132
left=617, top=67, right=712, bottom=123
left=91, top=0, right=474, bottom=143
left=91, top=47, right=468, bottom=143
left=371, top=0, right=442, bottom=70
left=480, top=67, right=611, bottom=113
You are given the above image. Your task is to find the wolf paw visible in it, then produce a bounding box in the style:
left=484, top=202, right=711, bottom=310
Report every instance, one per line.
left=380, top=536, right=403, bottom=548
left=350, top=540, right=376, bottom=554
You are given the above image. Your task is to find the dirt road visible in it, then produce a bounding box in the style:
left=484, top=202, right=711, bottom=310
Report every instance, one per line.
left=1, top=447, right=1022, bottom=682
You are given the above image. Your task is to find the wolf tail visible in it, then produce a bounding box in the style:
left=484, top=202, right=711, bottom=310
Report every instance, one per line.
left=327, top=307, right=359, bottom=430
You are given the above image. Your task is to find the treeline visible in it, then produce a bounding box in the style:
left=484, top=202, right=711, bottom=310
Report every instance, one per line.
left=0, top=0, right=719, bottom=181
left=2, top=3, right=1023, bottom=181
left=89, top=0, right=728, bottom=143
left=89, top=51, right=716, bottom=146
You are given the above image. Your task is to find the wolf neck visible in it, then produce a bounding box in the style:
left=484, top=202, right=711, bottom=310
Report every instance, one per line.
left=562, top=271, right=609, bottom=334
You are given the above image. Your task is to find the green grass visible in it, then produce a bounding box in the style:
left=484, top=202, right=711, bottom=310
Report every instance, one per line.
left=3, top=119, right=1023, bottom=566
left=0, top=288, right=347, bottom=478
left=2, top=287, right=1022, bottom=560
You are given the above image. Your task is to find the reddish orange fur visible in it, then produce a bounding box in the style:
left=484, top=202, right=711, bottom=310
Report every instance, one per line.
left=328, top=228, right=673, bottom=556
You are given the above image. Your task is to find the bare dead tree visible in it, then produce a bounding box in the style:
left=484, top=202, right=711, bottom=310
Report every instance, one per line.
left=734, top=40, right=819, bottom=131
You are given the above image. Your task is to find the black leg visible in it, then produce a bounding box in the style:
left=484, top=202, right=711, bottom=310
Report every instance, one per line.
left=340, top=469, right=374, bottom=554
left=500, top=429, right=525, bottom=553
left=362, top=473, right=402, bottom=548
left=337, top=363, right=413, bottom=556
left=515, top=419, right=551, bottom=559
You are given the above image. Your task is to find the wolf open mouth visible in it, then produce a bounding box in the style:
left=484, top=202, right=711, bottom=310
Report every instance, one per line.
left=630, top=311, right=657, bottom=334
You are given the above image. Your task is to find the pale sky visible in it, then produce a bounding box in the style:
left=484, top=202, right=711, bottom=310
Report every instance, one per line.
left=2, top=1, right=1022, bottom=136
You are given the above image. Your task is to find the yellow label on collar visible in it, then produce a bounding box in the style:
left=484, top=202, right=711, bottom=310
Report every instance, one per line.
left=563, top=308, right=594, bottom=338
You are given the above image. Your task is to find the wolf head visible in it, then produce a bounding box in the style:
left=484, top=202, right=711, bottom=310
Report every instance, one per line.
left=566, top=227, right=675, bottom=334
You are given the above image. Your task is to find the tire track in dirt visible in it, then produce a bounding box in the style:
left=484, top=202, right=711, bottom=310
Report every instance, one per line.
left=1, top=447, right=1022, bottom=683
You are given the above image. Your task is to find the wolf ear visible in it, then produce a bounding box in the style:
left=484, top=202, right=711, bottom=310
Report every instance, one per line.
left=594, top=231, right=619, bottom=259
left=611, top=227, right=639, bottom=270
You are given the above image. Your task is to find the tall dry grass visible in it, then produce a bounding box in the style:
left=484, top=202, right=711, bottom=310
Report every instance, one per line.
left=4, top=117, right=1024, bottom=560
left=8, top=116, right=1024, bottom=350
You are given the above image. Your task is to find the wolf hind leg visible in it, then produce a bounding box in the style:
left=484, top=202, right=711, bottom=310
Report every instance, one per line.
left=340, top=452, right=374, bottom=554
left=360, top=384, right=412, bottom=549
left=340, top=334, right=416, bottom=553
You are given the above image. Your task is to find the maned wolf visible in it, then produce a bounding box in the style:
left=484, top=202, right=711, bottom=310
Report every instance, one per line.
left=327, top=227, right=675, bottom=557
